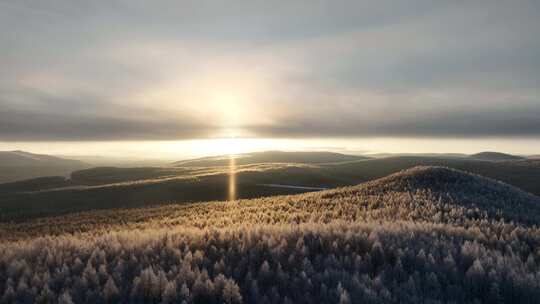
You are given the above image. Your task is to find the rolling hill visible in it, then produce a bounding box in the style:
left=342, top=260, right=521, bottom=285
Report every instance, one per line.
left=0, top=150, right=89, bottom=183
left=173, top=151, right=369, bottom=167
left=4, top=166, right=539, bottom=238
left=1, top=167, right=539, bottom=303
left=1, top=153, right=540, bottom=221
left=469, top=151, right=525, bottom=161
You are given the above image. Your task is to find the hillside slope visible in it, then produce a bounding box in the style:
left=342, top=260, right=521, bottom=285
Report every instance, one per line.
left=324, top=156, right=540, bottom=196
left=2, top=154, right=540, bottom=221
left=0, top=150, right=88, bottom=183
left=173, top=151, right=369, bottom=167
left=1, top=167, right=540, bottom=303
left=4, top=166, right=539, bottom=239
left=469, top=151, right=524, bottom=161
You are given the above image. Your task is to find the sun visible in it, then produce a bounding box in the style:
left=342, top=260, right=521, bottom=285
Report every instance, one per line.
left=212, top=92, right=243, bottom=127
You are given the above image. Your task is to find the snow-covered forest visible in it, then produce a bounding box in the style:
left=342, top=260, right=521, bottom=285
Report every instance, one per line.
left=1, top=166, right=540, bottom=303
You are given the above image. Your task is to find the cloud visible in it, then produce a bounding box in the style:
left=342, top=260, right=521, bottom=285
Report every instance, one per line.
left=0, top=93, right=216, bottom=141
left=248, top=105, right=540, bottom=138
left=0, top=1, right=539, bottom=141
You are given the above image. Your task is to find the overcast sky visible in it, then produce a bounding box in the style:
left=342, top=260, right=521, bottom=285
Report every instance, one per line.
left=1, top=0, right=540, bottom=142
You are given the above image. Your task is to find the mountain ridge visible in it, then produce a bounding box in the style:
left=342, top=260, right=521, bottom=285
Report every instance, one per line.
left=0, top=150, right=87, bottom=165
left=4, top=165, right=539, bottom=240
left=0, top=150, right=89, bottom=183
left=173, top=150, right=369, bottom=167
left=469, top=151, right=524, bottom=161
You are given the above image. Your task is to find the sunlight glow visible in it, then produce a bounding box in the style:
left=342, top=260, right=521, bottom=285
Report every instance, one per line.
left=190, top=137, right=271, bottom=156
left=212, top=93, right=243, bottom=128
left=228, top=154, right=237, bottom=201
left=3, top=138, right=540, bottom=161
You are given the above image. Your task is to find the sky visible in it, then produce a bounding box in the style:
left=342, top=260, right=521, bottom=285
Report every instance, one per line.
left=1, top=1, right=540, bottom=158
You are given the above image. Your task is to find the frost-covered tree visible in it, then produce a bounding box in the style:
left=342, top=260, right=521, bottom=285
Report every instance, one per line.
left=1, top=167, right=540, bottom=303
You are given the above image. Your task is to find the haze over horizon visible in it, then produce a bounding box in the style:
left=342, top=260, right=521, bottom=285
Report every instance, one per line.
left=1, top=1, right=540, bottom=157
left=1, top=138, right=540, bottom=161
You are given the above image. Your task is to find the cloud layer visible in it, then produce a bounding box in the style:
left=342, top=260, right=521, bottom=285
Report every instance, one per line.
left=1, top=0, right=539, bottom=141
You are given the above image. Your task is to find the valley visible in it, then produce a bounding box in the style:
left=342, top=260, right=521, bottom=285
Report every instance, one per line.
left=1, top=151, right=540, bottom=221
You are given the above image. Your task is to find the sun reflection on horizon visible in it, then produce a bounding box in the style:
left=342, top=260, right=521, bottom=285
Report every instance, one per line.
left=228, top=154, right=237, bottom=201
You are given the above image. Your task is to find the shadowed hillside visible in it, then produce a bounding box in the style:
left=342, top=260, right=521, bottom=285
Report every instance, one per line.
left=173, top=151, right=369, bottom=167
left=4, top=166, right=539, bottom=239
left=2, top=154, right=540, bottom=221
left=1, top=167, right=540, bottom=303
left=323, top=156, right=540, bottom=196
left=0, top=151, right=89, bottom=183
left=469, top=151, right=525, bottom=161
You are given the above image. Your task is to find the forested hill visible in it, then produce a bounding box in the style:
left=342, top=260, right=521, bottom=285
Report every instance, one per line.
left=4, top=166, right=540, bottom=240
left=173, top=151, right=369, bottom=167
left=1, top=166, right=540, bottom=303
left=469, top=151, right=525, bottom=161
left=0, top=150, right=88, bottom=183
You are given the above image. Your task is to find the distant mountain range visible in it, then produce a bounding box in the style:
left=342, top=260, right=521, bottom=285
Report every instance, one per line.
left=0, top=150, right=89, bottom=183
left=173, top=151, right=370, bottom=167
